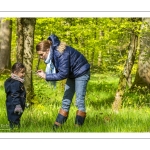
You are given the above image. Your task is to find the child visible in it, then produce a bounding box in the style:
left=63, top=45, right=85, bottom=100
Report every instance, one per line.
left=4, top=62, right=26, bottom=130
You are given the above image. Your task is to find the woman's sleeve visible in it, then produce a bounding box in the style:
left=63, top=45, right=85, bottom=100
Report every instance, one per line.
left=46, top=52, right=70, bottom=81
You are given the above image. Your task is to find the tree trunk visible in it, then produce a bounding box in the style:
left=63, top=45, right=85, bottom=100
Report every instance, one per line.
left=98, top=51, right=102, bottom=68
left=132, top=18, right=150, bottom=89
left=0, top=18, right=2, bottom=48
left=16, top=18, right=24, bottom=63
left=0, top=18, right=12, bottom=73
left=22, top=18, right=36, bottom=102
left=112, top=18, right=142, bottom=112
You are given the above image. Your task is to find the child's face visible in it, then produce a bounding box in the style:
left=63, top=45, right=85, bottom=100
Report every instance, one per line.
left=14, top=68, right=26, bottom=79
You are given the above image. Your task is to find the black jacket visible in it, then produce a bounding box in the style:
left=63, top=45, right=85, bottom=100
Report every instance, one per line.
left=4, top=77, right=26, bottom=122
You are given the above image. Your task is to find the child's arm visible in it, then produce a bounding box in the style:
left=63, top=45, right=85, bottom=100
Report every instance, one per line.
left=10, top=81, right=23, bottom=115
left=10, top=81, right=22, bottom=106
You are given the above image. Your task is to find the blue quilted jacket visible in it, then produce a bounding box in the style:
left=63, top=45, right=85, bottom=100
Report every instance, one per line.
left=46, top=34, right=90, bottom=81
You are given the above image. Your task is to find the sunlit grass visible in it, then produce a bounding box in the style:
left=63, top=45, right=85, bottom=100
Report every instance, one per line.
left=0, top=72, right=150, bottom=132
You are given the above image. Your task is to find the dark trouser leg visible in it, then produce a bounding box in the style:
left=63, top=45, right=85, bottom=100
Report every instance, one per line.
left=75, top=110, right=86, bottom=126
left=7, top=103, right=23, bottom=130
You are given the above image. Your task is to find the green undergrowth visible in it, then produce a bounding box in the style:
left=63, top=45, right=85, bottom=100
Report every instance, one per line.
left=0, top=72, right=150, bottom=132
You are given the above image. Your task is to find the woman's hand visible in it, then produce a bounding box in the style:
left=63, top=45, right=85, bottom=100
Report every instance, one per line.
left=36, top=70, right=46, bottom=79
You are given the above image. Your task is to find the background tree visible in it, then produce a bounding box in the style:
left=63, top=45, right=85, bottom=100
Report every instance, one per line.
left=16, top=18, right=24, bottom=63
left=22, top=18, right=36, bottom=102
left=132, top=18, right=150, bottom=89
left=0, top=18, right=12, bottom=72
left=112, top=18, right=142, bottom=112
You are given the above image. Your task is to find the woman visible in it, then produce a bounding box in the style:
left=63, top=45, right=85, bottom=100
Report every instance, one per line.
left=36, top=34, right=90, bottom=130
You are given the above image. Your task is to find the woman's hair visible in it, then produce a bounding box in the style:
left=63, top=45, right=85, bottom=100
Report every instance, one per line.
left=36, top=40, right=52, bottom=52
left=11, top=62, right=26, bottom=73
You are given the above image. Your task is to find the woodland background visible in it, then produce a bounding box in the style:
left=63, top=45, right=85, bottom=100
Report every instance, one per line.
left=1, top=18, right=150, bottom=132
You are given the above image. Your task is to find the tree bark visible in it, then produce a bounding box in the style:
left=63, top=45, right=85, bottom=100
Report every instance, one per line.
left=0, top=18, right=12, bottom=72
left=112, top=18, right=142, bottom=112
left=22, top=18, right=36, bottom=102
left=132, top=18, right=150, bottom=89
left=16, top=18, right=24, bottom=63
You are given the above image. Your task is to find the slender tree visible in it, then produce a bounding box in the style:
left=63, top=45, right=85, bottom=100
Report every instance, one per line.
left=16, top=18, right=24, bottom=63
left=0, top=18, right=12, bottom=73
left=22, top=18, right=36, bottom=102
left=112, top=18, right=142, bottom=112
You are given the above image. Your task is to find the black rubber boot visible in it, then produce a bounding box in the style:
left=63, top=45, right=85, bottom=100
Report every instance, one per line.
left=9, top=121, right=20, bottom=130
left=75, top=110, right=86, bottom=126
left=53, top=108, right=68, bottom=131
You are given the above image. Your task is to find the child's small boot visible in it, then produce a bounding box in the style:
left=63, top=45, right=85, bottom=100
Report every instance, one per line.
left=9, top=121, right=20, bottom=131
left=75, top=110, right=86, bottom=126
left=53, top=108, right=68, bottom=131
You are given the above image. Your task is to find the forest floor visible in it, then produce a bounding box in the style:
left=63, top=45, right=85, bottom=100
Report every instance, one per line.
left=0, top=71, right=150, bottom=133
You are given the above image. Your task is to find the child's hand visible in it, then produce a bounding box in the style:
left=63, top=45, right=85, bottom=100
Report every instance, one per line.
left=37, top=70, right=46, bottom=79
left=14, top=105, right=23, bottom=115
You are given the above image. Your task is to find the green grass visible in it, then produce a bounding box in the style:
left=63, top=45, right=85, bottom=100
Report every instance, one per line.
left=1, top=72, right=150, bottom=132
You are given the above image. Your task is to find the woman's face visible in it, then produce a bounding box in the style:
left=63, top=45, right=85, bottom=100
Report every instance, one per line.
left=37, top=49, right=50, bottom=61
